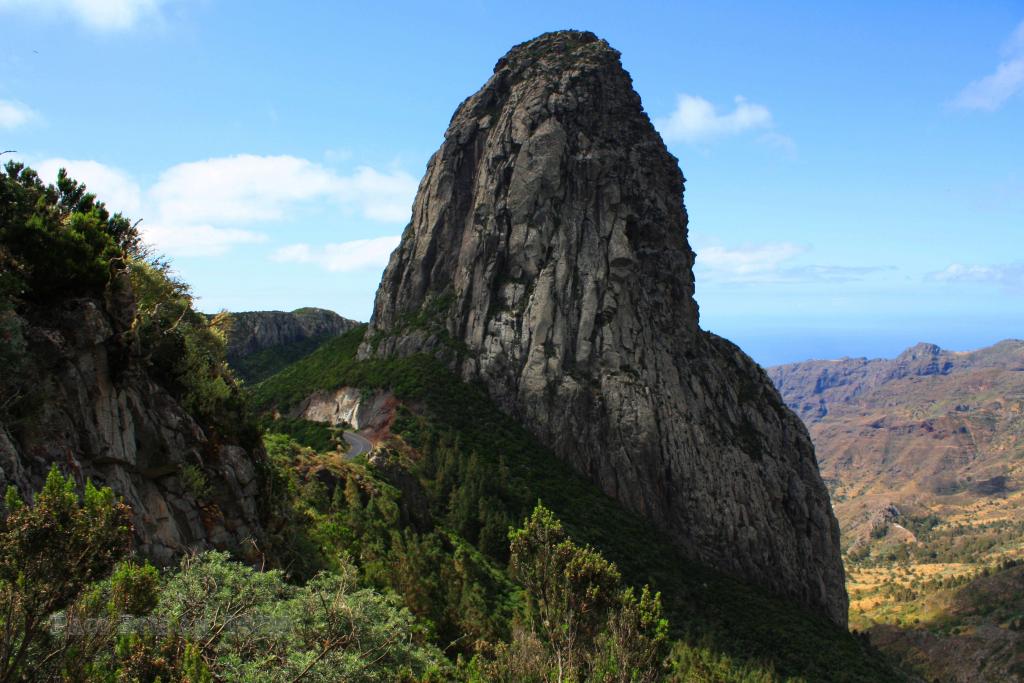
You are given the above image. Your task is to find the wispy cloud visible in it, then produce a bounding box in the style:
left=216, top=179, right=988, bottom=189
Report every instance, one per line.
left=149, top=155, right=416, bottom=226
left=272, top=236, right=401, bottom=272
left=655, top=95, right=775, bottom=143
left=333, top=166, right=419, bottom=222
left=696, top=242, right=889, bottom=284
left=952, top=20, right=1024, bottom=111
left=0, top=0, right=164, bottom=31
left=32, top=154, right=416, bottom=258
left=143, top=225, right=266, bottom=257
left=929, top=262, right=1024, bottom=291
left=0, top=99, right=35, bottom=129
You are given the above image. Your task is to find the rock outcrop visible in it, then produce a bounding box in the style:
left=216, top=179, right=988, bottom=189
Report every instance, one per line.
left=225, top=307, right=359, bottom=362
left=0, top=291, right=264, bottom=565
left=362, top=30, right=847, bottom=624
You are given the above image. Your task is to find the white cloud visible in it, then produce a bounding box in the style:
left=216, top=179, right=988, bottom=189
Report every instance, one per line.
left=149, top=155, right=339, bottom=225
left=697, top=243, right=804, bottom=280
left=0, top=99, right=35, bottom=129
left=334, top=166, right=419, bottom=222
left=272, top=236, right=401, bottom=272
left=142, top=224, right=266, bottom=257
left=33, top=154, right=415, bottom=259
left=1008, top=21, right=1024, bottom=54
left=952, top=20, right=1024, bottom=111
left=953, top=60, right=1024, bottom=111
left=149, top=155, right=416, bottom=226
left=656, top=94, right=774, bottom=143
left=696, top=242, right=889, bottom=285
left=0, top=0, right=163, bottom=31
left=35, top=158, right=142, bottom=215
left=930, top=262, right=1024, bottom=291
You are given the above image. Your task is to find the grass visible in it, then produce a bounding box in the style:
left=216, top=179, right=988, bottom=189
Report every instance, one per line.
left=251, top=325, right=907, bottom=682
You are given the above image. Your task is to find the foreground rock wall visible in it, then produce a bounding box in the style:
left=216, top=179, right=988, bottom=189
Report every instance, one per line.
left=1, top=293, right=263, bottom=565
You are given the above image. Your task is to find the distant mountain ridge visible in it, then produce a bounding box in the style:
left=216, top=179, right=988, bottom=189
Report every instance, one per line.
left=770, top=340, right=1024, bottom=424
left=767, top=339, right=1024, bottom=523
left=223, top=308, right=360, bottom=383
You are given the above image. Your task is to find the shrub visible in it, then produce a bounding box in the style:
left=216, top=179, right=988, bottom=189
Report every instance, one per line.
left=0, top=162, right=141, bottom=303
left=0, top=467, right=132, bottom=682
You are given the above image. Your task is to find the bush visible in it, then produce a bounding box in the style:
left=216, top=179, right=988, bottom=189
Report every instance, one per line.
left=153, top=551, right=447, bottom=682
left=0, top=161, right=141, bottom=303
left=0, top=466, right=132, bottom=682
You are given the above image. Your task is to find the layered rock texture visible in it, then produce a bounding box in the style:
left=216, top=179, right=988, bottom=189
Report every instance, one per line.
left=0, top=290, right=264, bottom=565
left=362, top=30, right=847, bottom=624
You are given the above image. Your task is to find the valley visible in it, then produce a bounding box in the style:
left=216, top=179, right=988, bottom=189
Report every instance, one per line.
left=1, top=13, right=1017, bottom=681
left=770, top=340, right=1024, bottom=681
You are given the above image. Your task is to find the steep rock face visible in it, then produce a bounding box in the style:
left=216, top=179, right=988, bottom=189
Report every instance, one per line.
left=1, top=292, right=264, bottom=565
left=362, top=30, right=847, bottom=624
left=225, top=308, right=359, bottom=362
left=294, top=388, right=396, bottom=434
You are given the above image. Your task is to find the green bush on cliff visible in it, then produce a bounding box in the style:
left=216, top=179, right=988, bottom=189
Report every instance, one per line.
left=0, top=161, right=141, bottom=303
left=129, top=259, right=255, bottom=445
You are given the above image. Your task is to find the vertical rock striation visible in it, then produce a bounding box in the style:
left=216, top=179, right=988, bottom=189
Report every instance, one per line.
left=362, top=30, right=847, bottom=625
left=1, top=290, right=264, bottom=566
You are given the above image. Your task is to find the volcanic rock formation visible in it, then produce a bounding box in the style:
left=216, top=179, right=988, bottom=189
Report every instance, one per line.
left=362, top=30, right=847, bottom=625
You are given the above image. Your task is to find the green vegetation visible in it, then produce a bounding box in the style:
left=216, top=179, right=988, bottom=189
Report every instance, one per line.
left=0, top=162, right=142, bottom=303
left=0, top=467, right=132, bottom=682
left=251, top=326, right=905, bottom=681
left=1, top=163, right=908, bottom=679
left=230, top=334, right=337, bottom=384
left=479, top=503, right=668, bottom=682
left=0, top=468, right=447, bottom=682
left=130, top=260, right=255, bottom=445
left=259, top=415, right=342, bottom=452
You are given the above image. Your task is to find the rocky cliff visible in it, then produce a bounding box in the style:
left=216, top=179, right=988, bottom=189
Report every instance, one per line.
left=225, top=308, right=359, bottom=362
left=223, top=308, right=360, bottom=383
left=362, top=30, right=847, bottom=625
left=0, top=282, right=264, bottom=566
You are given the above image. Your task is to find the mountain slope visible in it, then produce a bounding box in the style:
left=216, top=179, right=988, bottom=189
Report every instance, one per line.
left=223, top=307, right=360, bottom=383
left=360, top=29, right=846, bottom=626
left=253, top=325, right=905, bottom=681
left=768, top=340, right=1024, bottom=546
left=769, top=340, right=1024, bottom=681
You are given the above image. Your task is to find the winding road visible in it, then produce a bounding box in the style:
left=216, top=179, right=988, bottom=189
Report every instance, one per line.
left=342, top=431, right=373, bottom=460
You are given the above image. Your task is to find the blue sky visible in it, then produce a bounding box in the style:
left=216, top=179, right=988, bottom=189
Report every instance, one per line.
left=1, top=1, right=1021, bottom=365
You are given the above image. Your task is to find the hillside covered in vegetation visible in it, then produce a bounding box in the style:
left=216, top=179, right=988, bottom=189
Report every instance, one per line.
left=0, top=161, right=913, bottom=680
left=247, top=324, right=907, bottom=681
